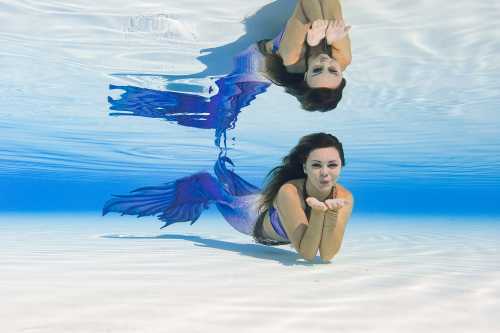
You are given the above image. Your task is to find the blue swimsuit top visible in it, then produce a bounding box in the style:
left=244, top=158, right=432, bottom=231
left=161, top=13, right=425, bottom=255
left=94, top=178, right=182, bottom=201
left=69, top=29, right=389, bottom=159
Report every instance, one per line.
left=268, top=180, right=337, bottom=241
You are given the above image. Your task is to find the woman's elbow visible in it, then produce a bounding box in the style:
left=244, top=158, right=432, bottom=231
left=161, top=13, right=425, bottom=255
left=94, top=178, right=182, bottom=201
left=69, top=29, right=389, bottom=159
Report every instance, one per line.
left=298, top=249, right=338, bottom=262
left=319, top=254, right=334, bottom=262
left=320, top=248, right=340, bottom=262
left=282, top=53, right=300, bottom=67
left=345, top=55, right=352, bottom=66
left=320, top=254, right=335, bottom=262
left=340, top=55, right=352, bottom=70
left=298, top=249, right=317, bottom=262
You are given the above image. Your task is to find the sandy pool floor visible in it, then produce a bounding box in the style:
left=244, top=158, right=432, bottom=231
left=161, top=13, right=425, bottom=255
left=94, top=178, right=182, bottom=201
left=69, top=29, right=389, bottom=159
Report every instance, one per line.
left=1, top=214, right=499, bottom=333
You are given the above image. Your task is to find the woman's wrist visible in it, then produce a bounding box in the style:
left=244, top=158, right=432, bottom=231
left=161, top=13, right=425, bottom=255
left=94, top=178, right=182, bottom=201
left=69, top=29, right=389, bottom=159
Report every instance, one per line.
left=309, top=208, right=327, bottom=219
left=324, top=209, right=338, bottom=221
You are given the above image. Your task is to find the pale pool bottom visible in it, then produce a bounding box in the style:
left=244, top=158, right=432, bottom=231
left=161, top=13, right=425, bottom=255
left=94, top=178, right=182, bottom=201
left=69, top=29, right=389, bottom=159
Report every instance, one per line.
left=1, top=214, right=499, bottom=333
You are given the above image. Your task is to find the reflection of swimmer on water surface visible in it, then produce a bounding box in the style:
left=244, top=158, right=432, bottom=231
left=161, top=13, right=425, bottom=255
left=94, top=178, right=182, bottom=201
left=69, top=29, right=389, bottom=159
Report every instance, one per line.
left=103, top=133, right=354, bottom=262
left=258, top=0, right=351, bottom=111
left=108, top=40, right=272, bottom=148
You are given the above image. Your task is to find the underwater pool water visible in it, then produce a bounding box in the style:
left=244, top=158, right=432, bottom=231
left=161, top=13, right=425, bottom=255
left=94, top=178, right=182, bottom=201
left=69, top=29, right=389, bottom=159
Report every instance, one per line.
left=1, top=1, right=500, bottom=332
left=1, top=0, right=499, bottom=217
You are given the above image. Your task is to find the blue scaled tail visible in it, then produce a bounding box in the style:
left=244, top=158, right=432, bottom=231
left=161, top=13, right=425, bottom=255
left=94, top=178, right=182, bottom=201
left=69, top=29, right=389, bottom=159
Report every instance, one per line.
left=102, top=156, right=261, bottom=235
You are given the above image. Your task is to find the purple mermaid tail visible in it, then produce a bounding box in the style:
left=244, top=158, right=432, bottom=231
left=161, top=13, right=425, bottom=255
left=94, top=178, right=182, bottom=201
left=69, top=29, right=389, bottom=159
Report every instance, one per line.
left=102, top=156, right=261, bottom=235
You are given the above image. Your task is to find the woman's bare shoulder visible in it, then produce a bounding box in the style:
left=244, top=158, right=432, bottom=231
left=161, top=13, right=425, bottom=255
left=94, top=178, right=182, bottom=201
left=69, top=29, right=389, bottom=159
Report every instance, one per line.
left=276, top=179, right=305, bottom=200
left=336, top=183, right=353, bottom=200
left=284, top=178, right=305, bottom=190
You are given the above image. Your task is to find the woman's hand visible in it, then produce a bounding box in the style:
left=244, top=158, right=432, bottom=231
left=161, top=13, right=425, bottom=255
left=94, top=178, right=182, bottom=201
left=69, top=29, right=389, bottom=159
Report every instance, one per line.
left=306, top=19, right=328, bottom=47
left=326, top=19, right=351, bottom=45
left=324, top=198, right=350, bottom=211
left=306, top=197, right=328, bottom=212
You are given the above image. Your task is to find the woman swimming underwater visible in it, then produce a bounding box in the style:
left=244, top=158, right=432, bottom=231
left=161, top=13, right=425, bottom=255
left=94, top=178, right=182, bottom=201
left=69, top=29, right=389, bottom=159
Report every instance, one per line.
left=103, top=133, right=354, bottom=262
left=259, top=0, right=352, bottom=111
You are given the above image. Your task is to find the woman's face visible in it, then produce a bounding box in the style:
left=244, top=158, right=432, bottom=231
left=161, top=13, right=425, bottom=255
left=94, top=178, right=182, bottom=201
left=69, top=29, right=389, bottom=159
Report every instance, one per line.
left=305, top=54, right=343, bottom=89
left=303, top=147, right=342, bottom=195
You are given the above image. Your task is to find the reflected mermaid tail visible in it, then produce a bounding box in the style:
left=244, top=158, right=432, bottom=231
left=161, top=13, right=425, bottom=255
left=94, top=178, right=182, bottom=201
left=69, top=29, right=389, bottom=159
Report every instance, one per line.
left=108, top=77, right=270, bottom=148
left=102, top=156, right=261, bottom=235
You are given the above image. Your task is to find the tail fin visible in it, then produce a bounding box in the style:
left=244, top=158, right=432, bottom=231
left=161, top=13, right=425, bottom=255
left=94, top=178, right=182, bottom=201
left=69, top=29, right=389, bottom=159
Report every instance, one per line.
left=102, top=157, right=262, bottom=234
left=102, top=172, right=231, bottom=228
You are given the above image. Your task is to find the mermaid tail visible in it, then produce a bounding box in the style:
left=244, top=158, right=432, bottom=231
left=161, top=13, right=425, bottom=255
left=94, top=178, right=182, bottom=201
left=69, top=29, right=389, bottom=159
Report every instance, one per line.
left=102, top=156, right=261, bottom=235
left=215, top=195, right=259, bottom=235
left=213, top=155, right=261, bottom=234
left=108, top=76, right=270, bottom=148
left=214, top=156, right=260, bottom=196
left=102, top=171, right=234, bottom=228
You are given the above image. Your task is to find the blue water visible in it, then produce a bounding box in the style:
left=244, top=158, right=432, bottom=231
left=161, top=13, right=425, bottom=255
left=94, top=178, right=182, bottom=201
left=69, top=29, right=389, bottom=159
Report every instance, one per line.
left=1, top=4, right=500, bottom=332
left=1, top=0, right=499, bottom=219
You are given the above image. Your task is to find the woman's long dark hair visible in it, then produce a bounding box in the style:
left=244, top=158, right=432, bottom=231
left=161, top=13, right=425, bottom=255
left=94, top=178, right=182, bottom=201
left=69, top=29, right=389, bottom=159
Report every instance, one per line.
left=259, top=44, right=346, bottom=112
left=259, top=133, right=345, bottom=212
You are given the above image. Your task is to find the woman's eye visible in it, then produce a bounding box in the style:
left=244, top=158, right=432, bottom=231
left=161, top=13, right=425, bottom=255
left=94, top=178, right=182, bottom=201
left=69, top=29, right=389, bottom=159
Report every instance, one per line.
left=312, top=164, right=321, bottom=168
left=328, top=68, right=338, bottom=75
left=312, top=67, right=322, bottom=74
left=328, top=164, right=338, bottom=168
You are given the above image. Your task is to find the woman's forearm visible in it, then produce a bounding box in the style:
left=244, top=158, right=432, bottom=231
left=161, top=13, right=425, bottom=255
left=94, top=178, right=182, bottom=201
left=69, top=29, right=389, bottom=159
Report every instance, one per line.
left=331, top=36, right=352, bottom=70
left=319, top=207, right=351, bottom=261
left=319, top=210, right=341, bottom=260
left=296, top=210, right=325, bottom=261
